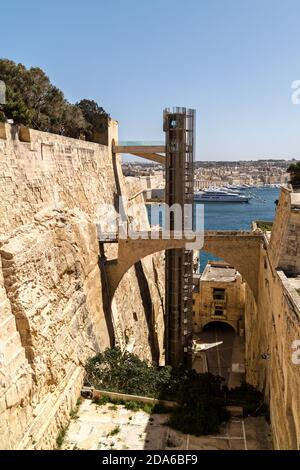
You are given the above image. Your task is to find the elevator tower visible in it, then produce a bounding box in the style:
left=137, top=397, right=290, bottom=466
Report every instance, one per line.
left=163, top=107, right=196, bottom=367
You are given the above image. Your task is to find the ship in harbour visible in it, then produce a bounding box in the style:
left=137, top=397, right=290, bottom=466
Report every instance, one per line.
left=194, top=188, right=250, bottom=203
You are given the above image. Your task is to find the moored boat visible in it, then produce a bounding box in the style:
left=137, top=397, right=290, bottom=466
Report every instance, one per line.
left=194, top=188, right=250, bottom=203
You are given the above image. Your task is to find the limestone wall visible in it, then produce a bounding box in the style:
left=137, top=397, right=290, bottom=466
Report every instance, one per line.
left=0, top=124, right=164, bottom=449
left=268, top=186, right=291, bottom=268
left=0, top=255, right=33, bottom=449
left=246, top=188, right=300, bottom=449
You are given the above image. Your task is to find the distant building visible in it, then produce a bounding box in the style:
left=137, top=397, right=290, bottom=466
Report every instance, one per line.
left=192, top=261, right=245, bottom=335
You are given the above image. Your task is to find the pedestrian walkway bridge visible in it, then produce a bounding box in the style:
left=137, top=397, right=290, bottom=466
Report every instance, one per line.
left=99, top=229, right=263, bottom=300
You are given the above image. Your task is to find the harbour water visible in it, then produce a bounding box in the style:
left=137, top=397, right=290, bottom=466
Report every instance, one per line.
left=147, top=187, right=280, bottom=271
left=196, top=187, right=279, bottom=270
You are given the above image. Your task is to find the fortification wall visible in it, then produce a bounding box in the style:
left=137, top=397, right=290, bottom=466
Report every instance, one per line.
left=0, top=124, right=164, bottom=449
left=246, top=188, right=300, bottom=450
left=269, top=186, right=300, bottom=274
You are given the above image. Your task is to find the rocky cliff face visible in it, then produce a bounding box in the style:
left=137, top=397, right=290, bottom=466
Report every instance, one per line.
left=0, top=123, right=164, bottom=449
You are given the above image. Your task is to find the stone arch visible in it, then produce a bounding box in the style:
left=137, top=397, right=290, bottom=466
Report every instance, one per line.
left=201, top=232, right=262, bottom=301
left=105, top=232, right=196, bottom=297
left=105, top=231, right=262, bottom=300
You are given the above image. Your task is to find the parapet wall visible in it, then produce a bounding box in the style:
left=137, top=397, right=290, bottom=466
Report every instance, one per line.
left=0, top=123, right=117, bottom=234
left=0, top=124, right=164, bottom=449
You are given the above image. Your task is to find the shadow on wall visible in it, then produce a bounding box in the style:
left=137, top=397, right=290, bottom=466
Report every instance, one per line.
left=110, top=147, right=161, bottom=363
left=98, top=242, right=115, bottom=347
left=134, top=261, right=160, bottom=364
left=112, top=152, right=122, bottom=213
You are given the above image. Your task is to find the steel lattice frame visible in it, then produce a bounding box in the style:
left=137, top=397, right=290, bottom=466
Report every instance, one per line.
left=163, top=107, right=196, bottom=367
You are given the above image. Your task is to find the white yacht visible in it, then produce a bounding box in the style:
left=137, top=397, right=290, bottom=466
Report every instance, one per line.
left=194, top=188, right=250, bottom=203
left=224, top=184, right=249, bottom=191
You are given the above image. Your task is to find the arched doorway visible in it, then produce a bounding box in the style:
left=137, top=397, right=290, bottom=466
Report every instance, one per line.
left=203, top=320, right=236, bottom=334
left=198, top=321, right=236, bottom=384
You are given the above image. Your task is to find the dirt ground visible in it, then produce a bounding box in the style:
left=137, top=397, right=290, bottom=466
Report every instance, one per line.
left=62, top=399, right=273, bottom=450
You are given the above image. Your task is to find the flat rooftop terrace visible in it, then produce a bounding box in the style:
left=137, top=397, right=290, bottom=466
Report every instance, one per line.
left=201, top=261, right=237, bottom=283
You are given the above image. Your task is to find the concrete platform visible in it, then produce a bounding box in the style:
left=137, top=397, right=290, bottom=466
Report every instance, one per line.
left=62, top=400, right=272, bottom=451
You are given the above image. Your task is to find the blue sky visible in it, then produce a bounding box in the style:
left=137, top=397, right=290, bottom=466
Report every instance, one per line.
left=1, top=0, right=300, bottom=161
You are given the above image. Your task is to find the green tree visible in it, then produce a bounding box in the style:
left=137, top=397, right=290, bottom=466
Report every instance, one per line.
left=76, top=99, right=110, bottom=140
left=0, top=59, right=109, bottom=139
left=0, top=79, right=31, bottom=125
left=287, top=161, right=300, bottom=187
left=62, top=103, right=87, bottom=138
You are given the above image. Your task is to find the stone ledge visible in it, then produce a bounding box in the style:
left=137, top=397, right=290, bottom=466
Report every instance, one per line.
left=91, top=389, right=179, bottom=409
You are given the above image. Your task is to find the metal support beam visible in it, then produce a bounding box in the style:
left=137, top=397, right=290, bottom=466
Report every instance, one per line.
left=113, top=145, right=166, bottom=154
left=131, top=153, right=165, bottom=165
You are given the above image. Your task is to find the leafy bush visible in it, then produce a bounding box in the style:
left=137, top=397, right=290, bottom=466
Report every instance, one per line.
left=228, top=382, right=268, bottom=417
left=124, top=400, right=142, bottom=412
left=86, top=348, right=267, bottom=436
left=85, top=347, right=172, bottom=398
left=256, top=221, right=273, bottom=232
left=168, top=402, right=230, bottom=436
left=86, top=347, right=229, bottom=436
left=108, top=426, right=120, bottom=437
left=92, top=395, right=111, bottom=406
left=56, top=427, right=67, bottom=448
left=165, top=370, right=229, bottom=435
